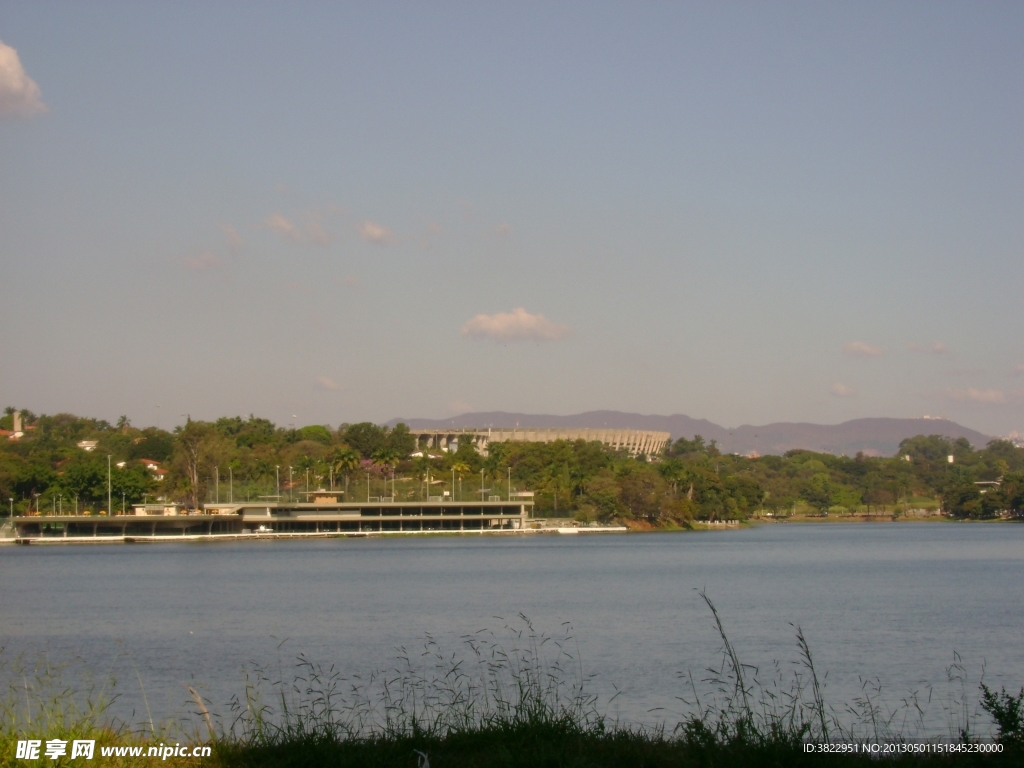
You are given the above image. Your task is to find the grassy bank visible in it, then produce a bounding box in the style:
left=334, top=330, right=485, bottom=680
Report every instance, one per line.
left=4, top=601, right=1021, bottom=766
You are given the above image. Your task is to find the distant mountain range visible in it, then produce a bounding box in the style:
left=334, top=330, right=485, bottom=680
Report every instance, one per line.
left=387, top=410, right=993, bottom=457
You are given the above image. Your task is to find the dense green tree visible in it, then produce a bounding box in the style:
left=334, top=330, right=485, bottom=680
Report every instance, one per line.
left=297, top=425, right=332, bottom=445
left=802, top=473, right=835, bottom=514
left=941, top=475, right=982, bottom=518
left=343, top=422, right=387, bottom=458
left=385, top=423, right=416, bottom=458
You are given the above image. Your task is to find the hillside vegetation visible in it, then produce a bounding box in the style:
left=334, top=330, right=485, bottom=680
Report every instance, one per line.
left=2, top=408, right=1022, bottom=524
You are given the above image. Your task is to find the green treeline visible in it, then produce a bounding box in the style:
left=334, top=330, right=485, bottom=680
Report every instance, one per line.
left=1, top=407, right=1022, bottom=523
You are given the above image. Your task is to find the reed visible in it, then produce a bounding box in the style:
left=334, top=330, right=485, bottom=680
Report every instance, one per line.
left=3, top=603, right=1021, bottom=767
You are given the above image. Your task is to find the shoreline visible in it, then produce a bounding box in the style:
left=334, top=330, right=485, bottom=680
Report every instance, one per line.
left=3, top=515, right=1017, bottom=547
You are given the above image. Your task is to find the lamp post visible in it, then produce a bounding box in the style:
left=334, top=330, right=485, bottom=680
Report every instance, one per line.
left=215, top=467, right=219, bottom=504
left=9, top=497, right=13, bottom=519
left=480, top=470, right=484, bottom=502
left=452, top=469, right=456, bottom=502
left=366, top=472, right=370, bottom=503
left=107, top=455, right=112, bottom=517
left=288, top=466, right=293, bottom=503
left=229, top=466, right=233, bottom=503
left=275, top=465, right=280, bottom=501
left=507, top=467, right=511, bottom=502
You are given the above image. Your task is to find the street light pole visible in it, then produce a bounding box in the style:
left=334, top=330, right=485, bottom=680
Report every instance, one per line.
left=229, top=466, right=233, bottom=503
left=507, top=467, right=511, bottom=502
left=288, top=466, right=293, bottom=502
left=275, top=465, right=280, bottom=500
left=107, top=455, right=112, bottom=517
left=215, top=467, right=219, bottom=504
left=481, top=470, right=485, bottom=502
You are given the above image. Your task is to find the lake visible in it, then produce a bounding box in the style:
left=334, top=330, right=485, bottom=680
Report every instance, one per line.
left=2, top=522, right=1022, bottom=735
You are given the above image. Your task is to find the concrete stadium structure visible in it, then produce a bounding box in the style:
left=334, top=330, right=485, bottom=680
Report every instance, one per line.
left=413, top=427, right=670, bottom=457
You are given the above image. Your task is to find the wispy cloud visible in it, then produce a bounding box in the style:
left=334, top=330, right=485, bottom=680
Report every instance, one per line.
left=359, top=220, right=395, bottom=245
left=183, top=252, right=221, bottom=272
left=313, top=376, right=341, bottom=391
left=831, top=382, right=855, bottom=397
left=0, top=41, right=47, bottom=118
left=218, top=223, right=243, bottom=253
left=265, top=209, right=337, bottom=246
left=495, top=223, right=512, bottom=237
left=941, top=388, right=1021, bottom=405
left=461, top=308, right=572, bottom=342
left=843, top=341, right=884, bottom=358
left=265, top=213, right=301, bottom=242
left=908, top=342, right=948, bottom=354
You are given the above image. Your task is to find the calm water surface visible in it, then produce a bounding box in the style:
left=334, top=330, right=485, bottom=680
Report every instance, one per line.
left=2, top=523, right=1022, bottom=731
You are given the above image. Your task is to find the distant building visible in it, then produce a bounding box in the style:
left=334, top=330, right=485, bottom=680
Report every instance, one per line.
left=410, top=427, right=671, bottom=458
left=77, top=440, right=98, bottom=452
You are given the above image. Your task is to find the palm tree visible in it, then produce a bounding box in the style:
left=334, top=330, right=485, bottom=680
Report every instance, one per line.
left=372, top=447, right=399, bottom=472
left=411, top=454, right=433, bottom=500
left=331, top=447, right=360, bottom=498
left=372, top=448, right=399, bottom=499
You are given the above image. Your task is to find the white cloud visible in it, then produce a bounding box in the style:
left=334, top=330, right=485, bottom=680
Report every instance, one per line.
left=183, top=252, right=221, bottom=272
left=908, top=342, right=948, bottom=354
left=461, top=308, right=572, bottom=342
left=313, top=376, right=341, bottom=391
left=219, top=223, right=243, bottom=253
left=0, top=41, right=46, bottom=118
left=265, top=213, right=301, bottom=242
left=359, top=220, right=395, bottom=245
left=843, top=341, right=884, bottom=358
left=831, top=382, right=855, bottom=397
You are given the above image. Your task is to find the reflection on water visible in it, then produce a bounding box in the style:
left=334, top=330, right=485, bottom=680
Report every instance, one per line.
left=1, top=523, right=1022, bottom=730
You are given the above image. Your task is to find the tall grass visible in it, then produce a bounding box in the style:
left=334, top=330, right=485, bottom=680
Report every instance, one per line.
left=3, top=604, right=1022, bottom=766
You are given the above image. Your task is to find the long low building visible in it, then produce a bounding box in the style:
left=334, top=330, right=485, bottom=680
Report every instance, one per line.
left=414, top=427, right=670, bottom=457
left=8, top=498, right=530, bottom=543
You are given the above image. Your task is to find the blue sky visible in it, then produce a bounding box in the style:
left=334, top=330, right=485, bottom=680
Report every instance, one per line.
left=1, top=2, right=1022, bottom=436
